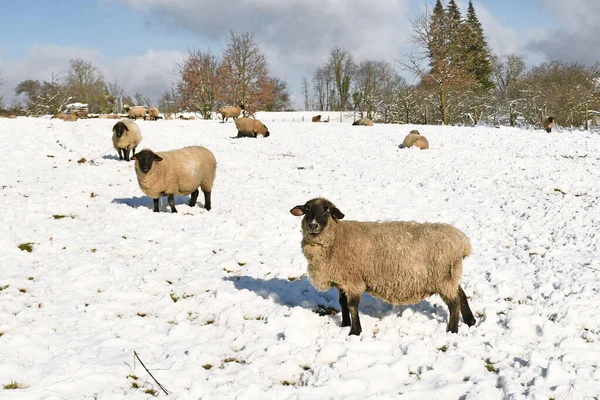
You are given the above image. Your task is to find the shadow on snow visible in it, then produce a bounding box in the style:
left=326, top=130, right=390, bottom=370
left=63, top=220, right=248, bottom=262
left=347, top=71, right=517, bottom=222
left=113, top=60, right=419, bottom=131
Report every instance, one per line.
left=224, top=275, right=446, bottom=322
left=112, top=195, right=205, bottom=211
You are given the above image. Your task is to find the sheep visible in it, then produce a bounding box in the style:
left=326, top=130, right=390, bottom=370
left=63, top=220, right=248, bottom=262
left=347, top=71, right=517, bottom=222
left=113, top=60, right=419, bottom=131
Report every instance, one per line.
left=400, top=129, right=429, bottom=150
left=131, top=146, right=216, bottom=213
left=127, top=106, right=147, bottom=120
left=98, top=114, right=119, bottom=119
left=290, top=197, right=476, bottom=336
left=219, top=104, right=244, bottom=122
left=352, top=118, right=374, bottom=126
left=112, top=120, right=142, bottom=162
left=542, top=116, right=555, bottom=133
left=234, top=117, right=270, bottom=138
left=51, top=113, right=77, bottom=122
left=179, top=115, right=196, bottom=120
left=312, top=115, right=322, bottom=122
left=147, top=107, right=160, bottom=121
left=164, top=114, right=174, bottom=120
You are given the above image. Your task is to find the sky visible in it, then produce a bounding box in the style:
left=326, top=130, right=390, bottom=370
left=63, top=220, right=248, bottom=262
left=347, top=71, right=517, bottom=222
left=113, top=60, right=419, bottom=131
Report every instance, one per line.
left=0, top=0, right=596, bottom=109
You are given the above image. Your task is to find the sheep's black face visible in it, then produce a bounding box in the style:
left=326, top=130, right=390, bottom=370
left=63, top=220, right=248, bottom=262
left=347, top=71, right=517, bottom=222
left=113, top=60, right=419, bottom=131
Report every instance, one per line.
left=290, top=198, right=344, bottom=236
left=113, top=122, right=128, bottom=139
left=132, top=150, right=162, bottom=173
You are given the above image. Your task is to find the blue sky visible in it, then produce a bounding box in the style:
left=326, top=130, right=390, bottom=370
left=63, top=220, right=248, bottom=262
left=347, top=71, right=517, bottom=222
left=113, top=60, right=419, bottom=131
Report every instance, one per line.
left=0, top=0, right=593, bottom=107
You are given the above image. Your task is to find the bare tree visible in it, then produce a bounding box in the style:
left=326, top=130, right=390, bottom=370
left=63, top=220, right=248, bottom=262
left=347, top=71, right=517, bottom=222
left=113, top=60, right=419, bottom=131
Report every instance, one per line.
left=220, top=31, right=274, bottom=114
left=15, top=72, right=72, bottom=115
left=0, top=70, right=4, bottom=109
left=177, top=49, right=220, bottom=119
left=302, top=77, right=310, bottom=111
left=312, top=66, right=334, bottom=111
left=66, top=58, right=106, bottom=112
left=353, top=60, right=403, bottom=120
left=327, top=47, right=355, bottom=111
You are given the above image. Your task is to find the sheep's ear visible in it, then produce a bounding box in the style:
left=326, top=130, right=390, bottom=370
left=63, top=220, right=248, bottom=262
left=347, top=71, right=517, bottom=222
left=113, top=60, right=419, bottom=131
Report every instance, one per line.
left=152, top=154, right=163, bottom=162
left=290, top=205, right=306, bottom=216
left=331, top=208, right=345, bottom=220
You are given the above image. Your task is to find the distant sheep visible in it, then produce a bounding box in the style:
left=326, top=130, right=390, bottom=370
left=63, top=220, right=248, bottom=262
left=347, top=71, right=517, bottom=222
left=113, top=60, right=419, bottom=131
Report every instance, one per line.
left=219, top=104, right=244, bottom=122
left=400, top=129, right=429, bottom=150
left=164, top=114, right=174, bottom=120
left=352, top=118, right=374, bottom=126
left=290, top=197, right=476, bottom=336
left=112, top=120, right=142, bottom=161
left=147, top=107, right=160, bottom=121
left=98, top=114, right=119, bottom=119
left=179, top=115, right=196, bottom=120
left=127, top=106, right=147, bottom=120
left=131, top=146, right=216, bottom=213
left=51, top=113, right=77, bottom=122
left=312, top=115, right=322, bottom=122
left=542, top=116, right=555, bottom=133
left=234, top=117, right=270, bottom=138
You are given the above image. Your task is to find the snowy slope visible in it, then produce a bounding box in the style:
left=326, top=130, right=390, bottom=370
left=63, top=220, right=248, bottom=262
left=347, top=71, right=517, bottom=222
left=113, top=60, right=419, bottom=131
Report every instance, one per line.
left=0, top=115, right=599, bottom=399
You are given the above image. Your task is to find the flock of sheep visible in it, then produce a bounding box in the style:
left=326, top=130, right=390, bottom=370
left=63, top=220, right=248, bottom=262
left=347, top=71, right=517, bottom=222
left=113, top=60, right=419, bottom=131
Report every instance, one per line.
left=105, top=107, right=558, bottom=336
left=107, top=105, right=473, bottom=337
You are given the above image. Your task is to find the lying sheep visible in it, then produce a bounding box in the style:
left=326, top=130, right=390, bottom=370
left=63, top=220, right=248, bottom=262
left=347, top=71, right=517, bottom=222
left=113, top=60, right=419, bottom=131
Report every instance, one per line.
left=234, top=117, right=270, bottom=138
left=219, top=104, right=244, bottom=122
left=112, top=120, right=142, bottom=161
left=400, top=129, right=429, bottom=150
left=127, top=106, right=147, bottom=120
left=147, top=107, right=160, bottom=121
left=131, top=146, right=216, bottom=213
left=52, top=113, right=77, bottom=122
left=542, top=116, right=555, bottom=133
left=179, top=115, right=196, bottom=120
left=312, top=115, right=322, bottom=122
left=352, top=118, right=374, bottom=126
left=290, top=198, right=476, bottom=335
left=98, top=114, right=119, bottom=119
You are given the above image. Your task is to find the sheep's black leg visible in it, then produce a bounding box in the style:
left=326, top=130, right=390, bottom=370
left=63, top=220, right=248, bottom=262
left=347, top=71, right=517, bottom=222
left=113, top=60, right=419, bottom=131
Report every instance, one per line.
left=153, top=198, right=160, bottom=212
left=338, top=289, right=351, bottom=327
left=459, top=286, right=476, bottom=327
left=203, top=190, right=211, bottom=211
left=124, top=148, right=130, bottom=162
left=348, top=293, right=362, bottom=336
left=168, top=194, right=177, bottom=213
left=442, top=294, right=460, bottom=333
left=117, top=149, right=123, bottom=160
left=132, top=147, right=136, bottom=157
left=189, top=190, right=199, bottom=207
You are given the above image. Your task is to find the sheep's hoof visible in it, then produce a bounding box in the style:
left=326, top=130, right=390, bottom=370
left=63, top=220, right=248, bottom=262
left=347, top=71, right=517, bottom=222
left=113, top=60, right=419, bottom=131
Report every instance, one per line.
left=349, top=328, right=361, bottom=336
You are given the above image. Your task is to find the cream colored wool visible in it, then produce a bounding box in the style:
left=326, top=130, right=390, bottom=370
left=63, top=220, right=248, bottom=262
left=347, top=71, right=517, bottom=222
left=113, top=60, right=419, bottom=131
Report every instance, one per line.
left=219, top=105, right=243, bottom=122
left=234, top=117, right=269, bottom=137
left=112, top=120, right=142, bottom=156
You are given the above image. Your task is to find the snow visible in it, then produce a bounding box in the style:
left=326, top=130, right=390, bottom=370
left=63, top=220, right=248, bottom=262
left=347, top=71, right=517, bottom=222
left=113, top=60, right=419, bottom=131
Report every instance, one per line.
left=1, top=114, right=600, bottom=398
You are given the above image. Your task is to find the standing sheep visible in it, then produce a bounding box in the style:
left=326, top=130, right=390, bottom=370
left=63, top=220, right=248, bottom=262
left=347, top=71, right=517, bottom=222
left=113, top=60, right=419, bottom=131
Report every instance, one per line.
left=400, top=129, right=429, bottom=150
left=112, top=120, right=142, bottom=161
left=234, top=117, right=270, bottom=138
left=147, top=107, right=160, bottom=121
left=352, top=118, right=374, bottom=126
left=219, top=104, right=244, bottom=122
left=127, top=106, right=147, bottom=120
left=290, top=198, right=476, bottom=335
left=542, top=116, right=555, bottom=133
left=131, top=146, right=216, bottom=213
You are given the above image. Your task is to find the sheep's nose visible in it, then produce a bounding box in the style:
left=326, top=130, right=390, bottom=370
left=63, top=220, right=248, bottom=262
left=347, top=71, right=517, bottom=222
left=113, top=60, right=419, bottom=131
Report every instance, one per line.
left=308, top=222, right=319, bottom=231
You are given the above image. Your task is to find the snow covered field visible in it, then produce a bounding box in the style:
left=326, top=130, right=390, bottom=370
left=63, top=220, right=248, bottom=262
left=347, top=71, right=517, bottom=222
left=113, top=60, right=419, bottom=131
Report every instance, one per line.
left=1, top=114, right=600, bottom=399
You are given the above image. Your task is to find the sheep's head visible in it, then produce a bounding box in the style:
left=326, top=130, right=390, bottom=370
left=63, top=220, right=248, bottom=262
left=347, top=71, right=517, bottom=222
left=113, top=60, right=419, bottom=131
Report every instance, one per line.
left=409, top=129, right=420, bottom=135
left=262, top=124, right=270, bottom=137
left=131, top=149, right=162, bottom=173
left=113, top=121, right=129, bottom=138
left=290, top=198, right=344, bottom=236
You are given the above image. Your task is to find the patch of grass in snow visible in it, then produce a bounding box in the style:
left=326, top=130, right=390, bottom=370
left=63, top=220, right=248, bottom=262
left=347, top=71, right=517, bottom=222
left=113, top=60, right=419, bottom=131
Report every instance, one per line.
left=90, top=192, right=97, bottom=198
left=89, top=248, right=97, bottom=253
left=165, top=280, right=173, bottom=285
left=202, top=364, right=213, bottom=370
left=222, top=358, right=246, bottom=366
left=126, top=374, right=138, bottom=380
left=77, top=157, right=86, bottom=164
left=485, top=358, right=498, bottom=373
left=0, top=284, right=9, bottom=291
left=144, top=389, right=158, bottom=396
left=204, top=320, right=215, bottom=325
left=3, top=381, right=23, bottom=390
left=281, top=381, right=296, bottom=386
left=182, top=292, right=194, bottom=299
left=52, top=214, right=74, bottom=220
left=27, top=277, right=34, bottom=281
left=0, top=332, right=4, bottom=338
left=137, top=313, right=147, bottom=317
left=312, top=305, right=339, bottom=316
left=131, top=382, right=140, bottom=389
left=170, top=293, right=179, bottom=303
left=18, top=288, right=26, bottom=293
left=300, top=365, right=310, bottom=371
left=437, top=345, right=448, bottom=352
left=18, top=242, right=34, bottom=252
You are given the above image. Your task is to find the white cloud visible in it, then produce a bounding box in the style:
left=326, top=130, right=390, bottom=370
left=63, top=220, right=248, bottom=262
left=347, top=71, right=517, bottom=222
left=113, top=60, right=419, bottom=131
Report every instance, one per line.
left=0, top=44, right=184, bottom=106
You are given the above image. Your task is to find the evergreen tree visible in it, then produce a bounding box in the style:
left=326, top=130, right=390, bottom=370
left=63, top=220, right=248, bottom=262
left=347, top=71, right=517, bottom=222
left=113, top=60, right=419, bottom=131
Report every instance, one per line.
left=464, top=0, right=493, bottom=90
left=429, top=0, right=446, bottom=73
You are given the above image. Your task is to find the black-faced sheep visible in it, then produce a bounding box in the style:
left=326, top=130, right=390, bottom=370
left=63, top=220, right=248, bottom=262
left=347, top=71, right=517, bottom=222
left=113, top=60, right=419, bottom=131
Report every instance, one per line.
left=400, top=129, right=429, bottom=150
left=290, top=198, right=476, bottom=336
left=112, top=120, right=142, bottom=161
left=219, top=104, right=244, bottom=122
left=352, top=118, right=374, bottom=126
left=312, top=115, right=322, bottom=122
left=543, top=116, right=555, bottom=133
left=131, top=146, right=216, bottom=213
left=234, top=117, right=270, bottom=138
